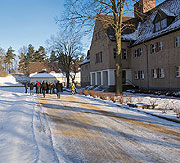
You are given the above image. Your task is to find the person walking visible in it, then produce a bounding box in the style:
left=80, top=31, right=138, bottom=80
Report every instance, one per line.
left=42, top=81, right=47, bottom=98
left=71, top=83, right=76, bottom=95
left=30, top=82, right=34, bottom=95
left=37, top=82, right=41, bottom=94
left=56, top=81, right=62, bottom=99
left=24, top=83, right=28, bottom=93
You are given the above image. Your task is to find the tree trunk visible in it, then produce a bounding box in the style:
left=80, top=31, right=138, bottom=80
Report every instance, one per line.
left=115, top=36, right=123, bottom=96
left=66, top=72, right=70, bottom=88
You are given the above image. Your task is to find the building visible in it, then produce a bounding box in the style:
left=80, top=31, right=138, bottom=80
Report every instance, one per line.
left=81, top=0, right=180, bottom=90
left=29, top=62, right=81, bottom=86
left=30, top=71, right=81, bottom=86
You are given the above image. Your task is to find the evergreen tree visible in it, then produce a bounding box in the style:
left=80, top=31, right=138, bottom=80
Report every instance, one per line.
left=49, top=50, right=57, bottom=62
left=33, top=46, right=47, bottom=62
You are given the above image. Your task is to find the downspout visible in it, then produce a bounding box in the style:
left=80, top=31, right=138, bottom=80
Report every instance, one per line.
left=144, top=43, right=149, bottom=89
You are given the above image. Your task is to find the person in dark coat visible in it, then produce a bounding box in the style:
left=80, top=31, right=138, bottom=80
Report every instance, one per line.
left=56, top=81, right=62, bottom=99
left=24, top=83, right=28, bottom=93
left=46, top=82, right=49, bottom=94
left=42, top=81, right=47, bottom=98
left=30, top=82, right=34, bottom=95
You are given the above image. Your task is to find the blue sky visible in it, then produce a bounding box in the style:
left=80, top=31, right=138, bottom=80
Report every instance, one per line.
left=0, top=0, right=64, bottom=54
left=0, top=0, right=164, bottom=55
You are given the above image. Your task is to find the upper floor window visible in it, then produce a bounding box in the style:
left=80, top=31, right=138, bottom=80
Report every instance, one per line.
left=151, top=42, right=163, bottom=54
left=176, top=66, right=180, bottom=77
left=134, top=48, right=143, bottom=57
left=175, top=36, right=180, bottom=47
left=155, top=22, right=161, bottom=32
left=155, top=18, right=167, bottom=32
left=95, top=52, right=102, bottom=63
left=113, top=48, right=127, bottom=59
left=121, top=48, right=127, bottom=60
left=113, top=48, right=116, bottom=58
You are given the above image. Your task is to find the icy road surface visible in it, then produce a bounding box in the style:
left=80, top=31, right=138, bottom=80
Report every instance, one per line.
left=40, top=93, right=180, bottom=163
left=0, top=87, right=180, bottom=163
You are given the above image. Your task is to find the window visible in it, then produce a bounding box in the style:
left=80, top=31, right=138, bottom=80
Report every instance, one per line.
left=161, top=19, right=167, bottom=29
left=113, top=48, right=116, bottom=58
left=175, top=36, right=180, bottom=47
left=155, top=22, right=161, bottom=32
left=151, top=42, right=163, bottom=53
left=159, top=42, right=163, bottom=51
left=139, top=71, right=144, bottom=79
left=152, top=69, right=157, bottom=78
left=151, top=44, right=156, bottom=53
left=122, top=48, right=127, bottom=59
left=95, top=52, right=102, bottom=63
left=159, top=68, right=165, bottom=78
left=134, top=71, right=138, bottom=80
left=152, top=68, right=165, bottom=79
left=134, top=71, right=144, bottom=80
left=113, top=48, right=127, bottom=59
left=134, top=49, right=138, bottom=57
left=176, top=66, right=180, bottom=77
left=155, top=18, right=167, bottom=32
left=134, top=48, right=143, bottom=57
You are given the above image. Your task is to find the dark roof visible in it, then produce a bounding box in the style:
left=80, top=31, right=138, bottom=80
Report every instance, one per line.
left=28, top=62, right=60, bottom=74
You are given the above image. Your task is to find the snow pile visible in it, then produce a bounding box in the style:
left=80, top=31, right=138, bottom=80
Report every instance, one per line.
left=0, top=75, right=24, bottom=86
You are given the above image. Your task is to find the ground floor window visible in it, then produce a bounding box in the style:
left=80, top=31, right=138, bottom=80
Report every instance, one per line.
left=134, top=70, right=144, bottom=80
left=176, top=66, right=180, bottom=77
left=152, top=68, right=165, bottom=79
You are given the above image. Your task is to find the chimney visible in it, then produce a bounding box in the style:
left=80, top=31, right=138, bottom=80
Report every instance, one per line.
left=134, top=0, right=155, bottom=18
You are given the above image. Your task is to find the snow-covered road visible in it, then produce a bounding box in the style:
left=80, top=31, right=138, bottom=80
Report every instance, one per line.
left=0, top=87, right=180, bottom=163
left=40, top=93, right=180, bottom=163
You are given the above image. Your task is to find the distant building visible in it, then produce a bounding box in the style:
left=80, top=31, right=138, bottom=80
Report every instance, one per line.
left=30, top=71, right=80, bottom=86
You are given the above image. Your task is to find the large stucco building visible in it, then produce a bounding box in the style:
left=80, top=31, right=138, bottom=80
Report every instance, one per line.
left=80, top=0, right=180, bottom=90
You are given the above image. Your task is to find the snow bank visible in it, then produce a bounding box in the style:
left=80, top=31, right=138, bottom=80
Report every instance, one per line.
left=0, top=75, right=24, bottom=86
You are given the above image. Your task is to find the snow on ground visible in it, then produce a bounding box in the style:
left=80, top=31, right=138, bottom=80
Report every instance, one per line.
left=0, top=83, right=179, bottom=162
left=0, top=87, right=61, bottom=163
left=0, top=75, right=24, bottom=86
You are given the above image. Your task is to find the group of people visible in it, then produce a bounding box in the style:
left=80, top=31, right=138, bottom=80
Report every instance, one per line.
left=25, top=81, right=63, bottom=98
left=25, top=81, right=76, bottom=98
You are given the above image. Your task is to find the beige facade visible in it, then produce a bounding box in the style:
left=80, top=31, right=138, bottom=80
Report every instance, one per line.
left=131, top=30, right=180, bottom=90
left=81, top=0, right=180, bottom=90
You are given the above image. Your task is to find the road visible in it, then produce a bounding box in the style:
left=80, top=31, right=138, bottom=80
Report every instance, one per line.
left=38, top=93, right=180, bottom=163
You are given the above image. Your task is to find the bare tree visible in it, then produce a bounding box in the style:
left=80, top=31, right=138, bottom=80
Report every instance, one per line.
left=60, top=0, right=157, bottom=95
left=0, top=47, right=5, bottom=72
left=47, top=30, right=83, bottom=88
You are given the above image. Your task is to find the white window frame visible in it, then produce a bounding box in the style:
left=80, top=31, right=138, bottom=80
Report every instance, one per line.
left=159, top=68, right=165, bottom=78
left=175, top=36, right=180, bottom=47
left=139, top=48, right=143, bottom=56
left=139, top=71, right=144, bottom=79
left=159, top=42, right=163, bottom=51
left=152, top=69, right=157, bottom=79
left=152, top=44, right=156, bottom=53
left=134, top=71, right=138, bottom=80
left=176, top=66, right=180, bottom=77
